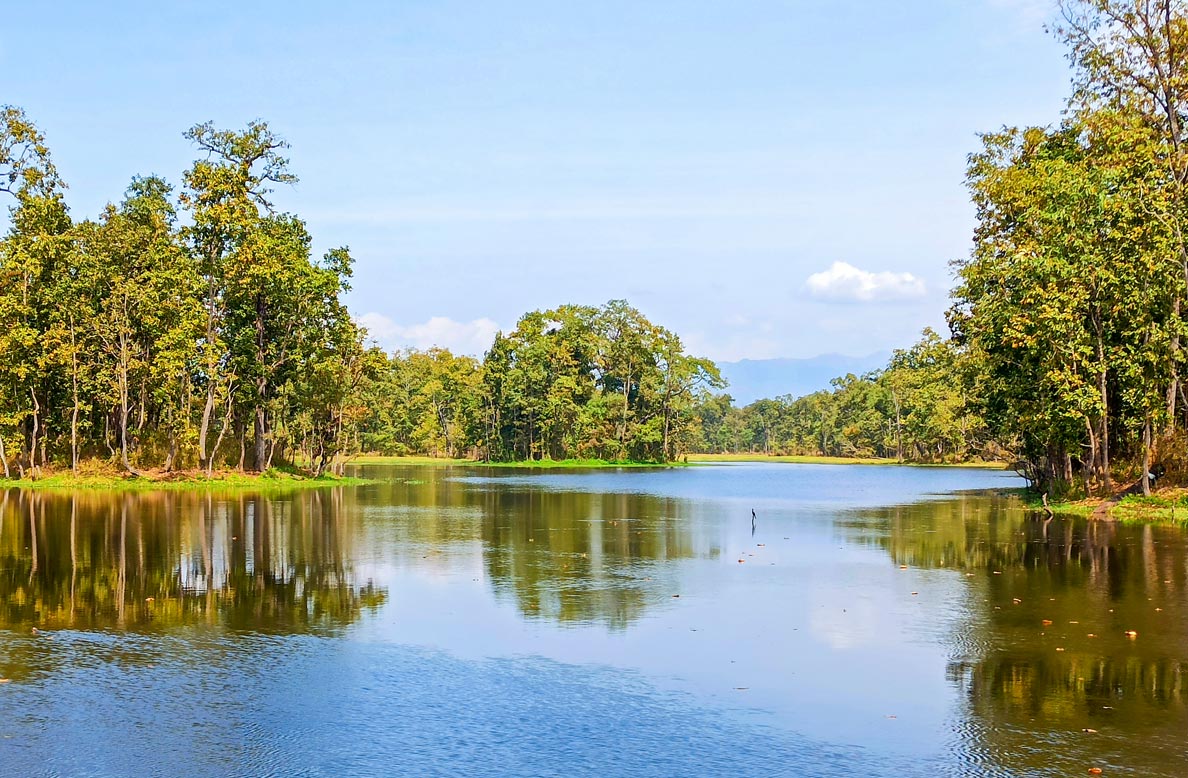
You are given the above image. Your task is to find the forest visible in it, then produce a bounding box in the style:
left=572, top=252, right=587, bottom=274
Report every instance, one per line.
left=952, top=0, right=1188, bottom=496
left=0, top=113, right=366, bottom=477
left=0, top=102, right=971, bottom=475
left=0, top=110, right=732, bottom=473
left=348, top=322, right=988, bottom=465
left=690, top=329, right=990, bottom=462
left=715, top=0, right=1188, bottom=496
left=359, top=301, right=725, bottom=462
left=4, top=1, right=1188, bottom=492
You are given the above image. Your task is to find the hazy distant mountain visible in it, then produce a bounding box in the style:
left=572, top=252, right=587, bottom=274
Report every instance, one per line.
left=716, top=352, right=890, bottom=406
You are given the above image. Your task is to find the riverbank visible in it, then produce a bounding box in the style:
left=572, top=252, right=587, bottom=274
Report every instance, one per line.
left=3, top=465, right=372, bottom=492
left=686, top=453, right=1008, bottom=468
left=347, top=453, right=1008, bottom=469
left=349, top=455, right=679, bottom=469
left=1030, top=488, right=1188, bottom=524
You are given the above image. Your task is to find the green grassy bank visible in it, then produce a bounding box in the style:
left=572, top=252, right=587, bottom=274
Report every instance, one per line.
left=349, top=455, right=678, bottom=469
left=347, top=453, right=1008, bottom=469
left=5, top=466, right=372, bottom=493
left=1032, top=489, right=1188, bottom=524
left=686, top=452, right=1008, bottom=468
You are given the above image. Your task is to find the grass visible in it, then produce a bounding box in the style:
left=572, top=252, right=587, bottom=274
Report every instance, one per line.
left=480, top=458, right=679, bottom=469
left=349, top=454, right=473, bottom=466
left=686, top=452, right=1008, bottom=468
left=349, top=455, right=678, bottom=469
left=1035, top=488, right=1188, bottom=524
left=348, top=452, right=1010, bottom=469
left=7, top=463, right=373, bottom=493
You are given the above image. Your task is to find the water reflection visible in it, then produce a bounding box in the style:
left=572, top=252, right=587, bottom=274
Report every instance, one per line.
left=481, top=491, right=709, bottom=628
left=3, top=465, right=1186, bottom=777
left=0, top=470, right=720, bottom=640
left=0, top=489, right=386, bottom=636
left=360, top=468, right=720, bottom=628
left=851, top=495, right=1188, bottom=776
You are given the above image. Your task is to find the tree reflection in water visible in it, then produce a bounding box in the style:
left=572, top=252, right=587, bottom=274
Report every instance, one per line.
left=480, top=489, right=710, bottom=629
left=851, top=494, right=1188, bottom=775
left=359, top=468, right=719, bottom=629
left=0, top=488, right=386, bottom=635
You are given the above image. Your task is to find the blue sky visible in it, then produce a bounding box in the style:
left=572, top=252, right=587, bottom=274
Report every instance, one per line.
left=3, top=0, right=1068, bottom=361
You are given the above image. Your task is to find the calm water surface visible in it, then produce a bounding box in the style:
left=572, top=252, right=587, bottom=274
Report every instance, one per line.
left=0, top=463, right=1184, bottom=777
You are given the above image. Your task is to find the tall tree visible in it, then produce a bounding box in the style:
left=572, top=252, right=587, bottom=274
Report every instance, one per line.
left=180, top=121, right=295, bottom=471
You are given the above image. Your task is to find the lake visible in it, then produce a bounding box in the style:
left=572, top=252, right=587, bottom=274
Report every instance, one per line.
left=0, top=462, right=1184, bottom=777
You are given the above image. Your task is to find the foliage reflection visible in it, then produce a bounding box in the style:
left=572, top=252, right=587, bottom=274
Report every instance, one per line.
left=0, top=488, right=386, bottom=634
left=854, top=496, right=1188, bottom=774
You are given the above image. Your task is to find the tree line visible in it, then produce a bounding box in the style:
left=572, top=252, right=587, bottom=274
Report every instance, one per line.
left=10, top=0, right=1183, bottom=487
left=356, top=301, right=724, bottom=462
left=0, top=110, right=364, bottom=476
left=0, top=116, right=726, bottom=476
left=689, top=329, right=991, bottom=462
left=350, top=322, right=995, bottom=465
left=368, top=0, right=1188, bottom=492
left=952, top=0, right=1188, bottom=495
left=0, top=104, right=1006, bottom=473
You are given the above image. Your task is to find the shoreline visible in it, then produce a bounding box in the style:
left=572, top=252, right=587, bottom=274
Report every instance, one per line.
left=685, top=453, right=1008, bottom=468
left=347, top=453, right=1008, bottom=469
left=3, top=468, right=373, bottom=493
left=348, top=456, right=680, bottom=469
left=1030, top=489, right=1188, bottom=524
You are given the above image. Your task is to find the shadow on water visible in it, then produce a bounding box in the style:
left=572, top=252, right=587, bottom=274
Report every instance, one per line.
left=843, top=494, right=1188, bottom=777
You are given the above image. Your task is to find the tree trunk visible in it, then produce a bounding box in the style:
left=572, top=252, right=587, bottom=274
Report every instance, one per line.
left=237, top=420, right=247, bottom=471
left=620, top=363, right=632, bottom=454
left=198, top=383, right=216, bottom=468
left=118, top=340, right=142, bottom=478
left=163, top=403, right=177, bottom=473
left=206, top=385, right=236, bottom=477
left=70, top=322, right=80, bottom=474
left=253, top=294, right=269, bottom=472
left=1141, top=415, right=1152, bottom=497
left=434, top=399, right=453, bottom=458
left=1085, top=417, right=1098, bottom=493
left=663, top=406, right=671, bottom=462
left=28, top=388, right=40, bottom=478
left=1167, top=297, right=1180, bottom=432
left=1097, top=358, right=1111, bottom=492
left=104, top=415, right=116, bottom=460
left=253, top=401, right=267, bottom=472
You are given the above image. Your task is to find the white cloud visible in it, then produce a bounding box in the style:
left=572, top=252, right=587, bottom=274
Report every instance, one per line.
left=805, top=262, right=927, bottom=303
left=357, top=313, right=501, bottom=356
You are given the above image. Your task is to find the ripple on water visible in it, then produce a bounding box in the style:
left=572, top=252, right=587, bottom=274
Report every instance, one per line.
left=1, top=635, right=951, bottom=778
